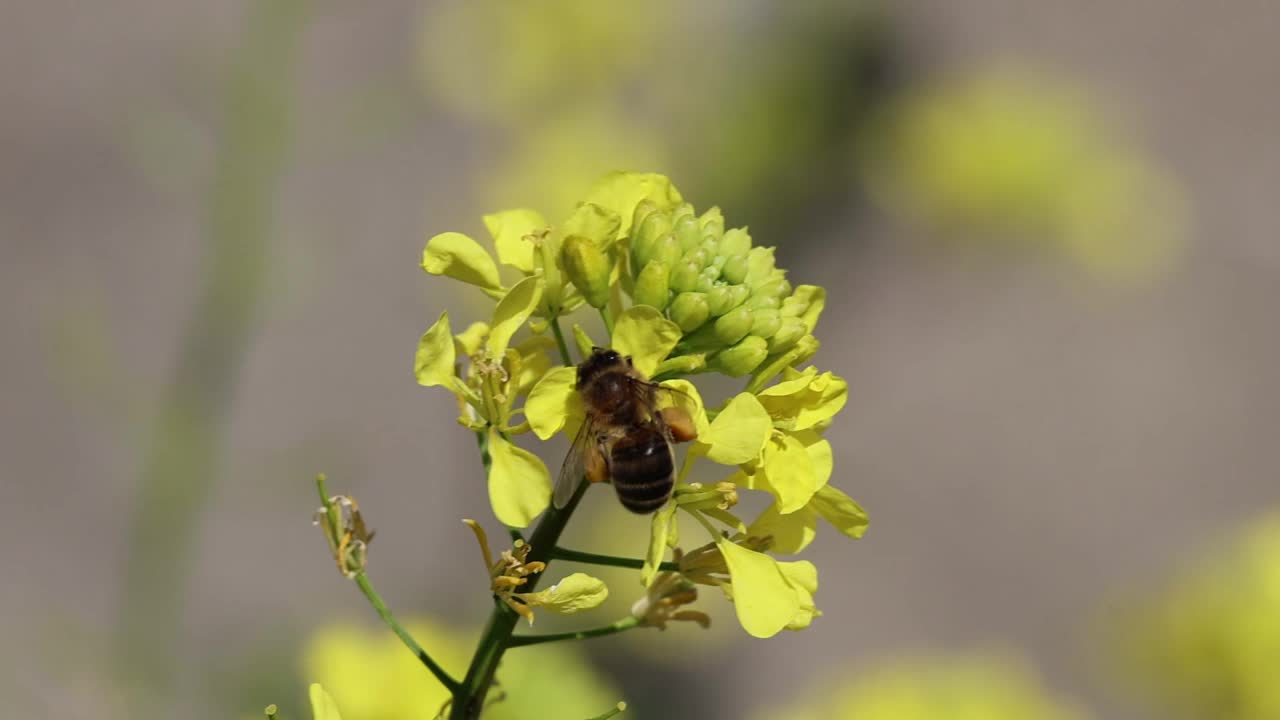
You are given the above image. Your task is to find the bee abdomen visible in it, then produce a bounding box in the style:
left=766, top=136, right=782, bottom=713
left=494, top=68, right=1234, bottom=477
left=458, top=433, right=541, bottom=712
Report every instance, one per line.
left=609, top=428, right=675, bottom=514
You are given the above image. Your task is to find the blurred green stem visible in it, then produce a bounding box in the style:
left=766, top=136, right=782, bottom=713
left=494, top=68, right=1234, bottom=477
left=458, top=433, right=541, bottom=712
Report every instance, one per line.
left=550, top=315, right=575, bottom=364
left=508, top=616, right=640, bottom=648
left=114, top=0, right=310, bottom=701
left=449, top=332, right=589, bottom=719
left=550, top=547, right=679, bottom=572
left=599, top=306, right=615, bottom=337
left=314, top=477, right=460, bottom=691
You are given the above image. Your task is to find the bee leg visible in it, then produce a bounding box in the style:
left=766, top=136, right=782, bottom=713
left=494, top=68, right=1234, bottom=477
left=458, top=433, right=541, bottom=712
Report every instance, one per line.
left=586, top=443, right=610, bottom=484
left=659, top=407, right=698, bottom=443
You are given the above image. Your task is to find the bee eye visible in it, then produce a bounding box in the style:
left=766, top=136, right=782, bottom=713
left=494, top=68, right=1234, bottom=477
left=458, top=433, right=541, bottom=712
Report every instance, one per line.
left=605, top=350, right=621, bottom=363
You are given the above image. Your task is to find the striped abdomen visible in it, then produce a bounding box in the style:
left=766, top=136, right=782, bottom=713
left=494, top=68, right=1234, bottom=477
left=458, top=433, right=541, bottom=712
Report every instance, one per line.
left=608, top=425, right=675, bottom=514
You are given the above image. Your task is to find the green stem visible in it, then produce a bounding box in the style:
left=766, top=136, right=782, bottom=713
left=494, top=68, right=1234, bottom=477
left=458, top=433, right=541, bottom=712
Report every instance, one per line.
left=315, top=476, right=460, bottom=692
left=599, top=306, right=616, bottom=337
left=550, top=547, right=679, bottom=572
left=586, top=703, right=628, bottom=720
left=450, top=479, right=590, bottom=719
left=355, top=574, right=460, bottom=691
left=550, top=315, right=576, bottom=365
left=508, top=616, right=640, bottom=648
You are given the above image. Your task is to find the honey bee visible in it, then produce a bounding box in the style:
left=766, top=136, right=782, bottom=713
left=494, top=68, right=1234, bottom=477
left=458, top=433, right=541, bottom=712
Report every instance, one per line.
left=553, top=347, right=698, bottom=513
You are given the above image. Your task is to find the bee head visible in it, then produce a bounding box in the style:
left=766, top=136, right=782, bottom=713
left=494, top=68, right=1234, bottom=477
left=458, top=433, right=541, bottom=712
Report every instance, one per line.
left=578, top=346, right=629, bottom=387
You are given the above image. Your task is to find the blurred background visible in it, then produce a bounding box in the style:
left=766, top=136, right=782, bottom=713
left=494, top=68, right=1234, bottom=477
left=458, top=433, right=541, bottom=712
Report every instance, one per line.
left=4, top=1, right=1279, bottom=718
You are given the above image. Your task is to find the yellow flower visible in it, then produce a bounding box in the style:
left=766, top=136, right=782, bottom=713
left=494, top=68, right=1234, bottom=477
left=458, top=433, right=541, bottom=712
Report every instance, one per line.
left=759, top=655, right=1091, bottom=720
left=464, top=519, right=609, bottom=625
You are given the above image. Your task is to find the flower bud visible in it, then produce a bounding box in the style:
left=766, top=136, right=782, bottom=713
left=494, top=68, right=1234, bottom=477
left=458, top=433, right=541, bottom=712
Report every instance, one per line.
left=669, top=261, right=702, bottom=293
left=718, top=228, right=752, bottom=260
left=631, top=211, right=673, bottom=269
left=654, top=353, right=707, bottom=377
left=670, top=202, right=696, bottom=225
left=674, top=215, right=702, bottom=252
left=669, top=292, right=711, bottom=332
left=708, top=283, right=750, bottom=317
left=699, top=207, right=725, bottom=239
left=709, top=335, right=768, bottom=377
left=714, top=305, right=754, bottom=346
left=719, top=254, right=749, bottom=284
left=751, top=275, right=791, bottom=300
left=631, top=200, right=660, bottom=239
left=750, top=308, right=781, bottom=339
left=561, top=235, right=612, bottom=308
left=650, top=233, right=684, bottom=269
left=742, top=246, right=776, bottom=287
left=633, top=260, right=671, bottom=310
left=766, top=317, right=807, bottom=352
left=695, top=270, right=719, bottom=294
left=780, top=293, right=810, bottom=318
left=746, top=293, right=781, bottom=310
left=681, top=246, right=710, bottom=270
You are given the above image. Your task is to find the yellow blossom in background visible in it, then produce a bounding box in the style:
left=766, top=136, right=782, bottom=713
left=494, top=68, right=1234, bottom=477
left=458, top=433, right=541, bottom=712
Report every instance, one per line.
left=1108, top=512, right=1280, bottom=720
left=304, top=618, right=618, bottom=720
left=865, top=66, right=1185, bottom=282
left=760, top=655, right=1091, bottom=720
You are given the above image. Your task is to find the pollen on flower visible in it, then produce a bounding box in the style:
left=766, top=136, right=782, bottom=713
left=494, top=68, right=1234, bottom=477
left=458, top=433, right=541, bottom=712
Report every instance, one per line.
left=631, top=553, right=712, bottom=631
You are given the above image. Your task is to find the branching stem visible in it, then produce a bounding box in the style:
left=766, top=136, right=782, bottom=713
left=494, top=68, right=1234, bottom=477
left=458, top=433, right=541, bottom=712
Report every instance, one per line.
left=550, top=546, right=680, bottom=572
left=508, top=616, right=641, bottom=648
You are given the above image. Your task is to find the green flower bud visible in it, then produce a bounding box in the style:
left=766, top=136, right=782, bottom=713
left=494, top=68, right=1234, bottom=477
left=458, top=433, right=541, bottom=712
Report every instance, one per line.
left=655, top=353, right=706, bottom=377
left=631, top=212, right=672, bottom=271
left=670, top=202, right=696, bottom=225
left=633, top=259, right=671, bottom=310
left=669, top=292, right=711, bottom=332
left=746, top=293, right=781, bottom=310
left=681, top=247, right=710, bottom=270
left=718, top=228, right=752, bottom=260
left=695, top=271, right=719, bottom=294
left=714, top=305, right=754, bottom=345
left=750, top=308, right=781, bottom=338
left=751, top=276, right=791, bottom=300
left=780, top=293, right=809, bottom=318
left=631, top=200, right=660, bottom=239
left=720, top=254, right=750, bottom=284
left=766, top=316, right=807, bottom=352
left=709, top=335, right=768, bottom=377
left=742, top=246, right=776, bottom=287
left=650, top=233, right=683, bottom=270
left=669, top=261, right=702, bottom=293
left=709, top=283, right=751, bottom=317
left=561, top=235, right=612, bottom=308
left=699, top=207, right=724, bottom=239
left=674, top=215, right=702, bottom=251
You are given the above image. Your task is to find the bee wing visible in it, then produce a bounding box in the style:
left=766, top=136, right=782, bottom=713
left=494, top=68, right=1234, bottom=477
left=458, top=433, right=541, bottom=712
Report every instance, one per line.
left=554, top=414, right=597, bottom=509
left=623, top=376, right=690, bottom=442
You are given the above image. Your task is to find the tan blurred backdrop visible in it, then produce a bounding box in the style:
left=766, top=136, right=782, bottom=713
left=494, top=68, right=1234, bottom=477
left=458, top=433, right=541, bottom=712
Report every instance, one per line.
left=3, top=2, right=1278, bottom=719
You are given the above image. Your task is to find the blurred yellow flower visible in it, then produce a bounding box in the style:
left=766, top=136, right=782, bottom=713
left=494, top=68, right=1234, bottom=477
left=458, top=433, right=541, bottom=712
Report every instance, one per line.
left=1110, top=512, right=1280, bottom=720
left=759, top=655, right=1091, bottom=720
left=304, top=617, right=618, bottom=720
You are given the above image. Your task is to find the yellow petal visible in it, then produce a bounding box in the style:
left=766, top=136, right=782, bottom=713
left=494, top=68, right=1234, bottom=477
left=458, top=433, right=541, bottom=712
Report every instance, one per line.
left=657, top=379, right=711, bottom=439
left=309, top=684, right=344, bottom=720
left=754, top=433, right=819, bottom=514
left=756, top=369, right=849, bottom=431
left=747, top=501, right=818, bottom=555
left=422, top=231, right=502, bottom=289
left=580, top=171, right=684, bottom=240
left=562, top=202, right=621, bottom=249
left=698, top=393, right=772, bottom=465
left=718, top=538, right=801, bottom=638
left=414, top=312, right=456, bottom=388
left=811, top=485, right=869, bottom=540
left=487, top=275, right=543, bottom=358
left=483, top=208, right=546, bottom=273
left=453, top=321, right=490, bottom=357
left=611, top=305, right=681, bottom=377
left=486, top=428, right=551, bottom=527
left=641, top=502, right=678, bottom=587
left=511, top=335, right=556, bottom=394
left=790, top=285, right=826, bottom=334
left=524, top=573, right=610, bottom=614
left=777, top=560, right=819, bottom=631
left=796, top=430, right=833, bottom=491
left=524, top=366, right=579, bottom=440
